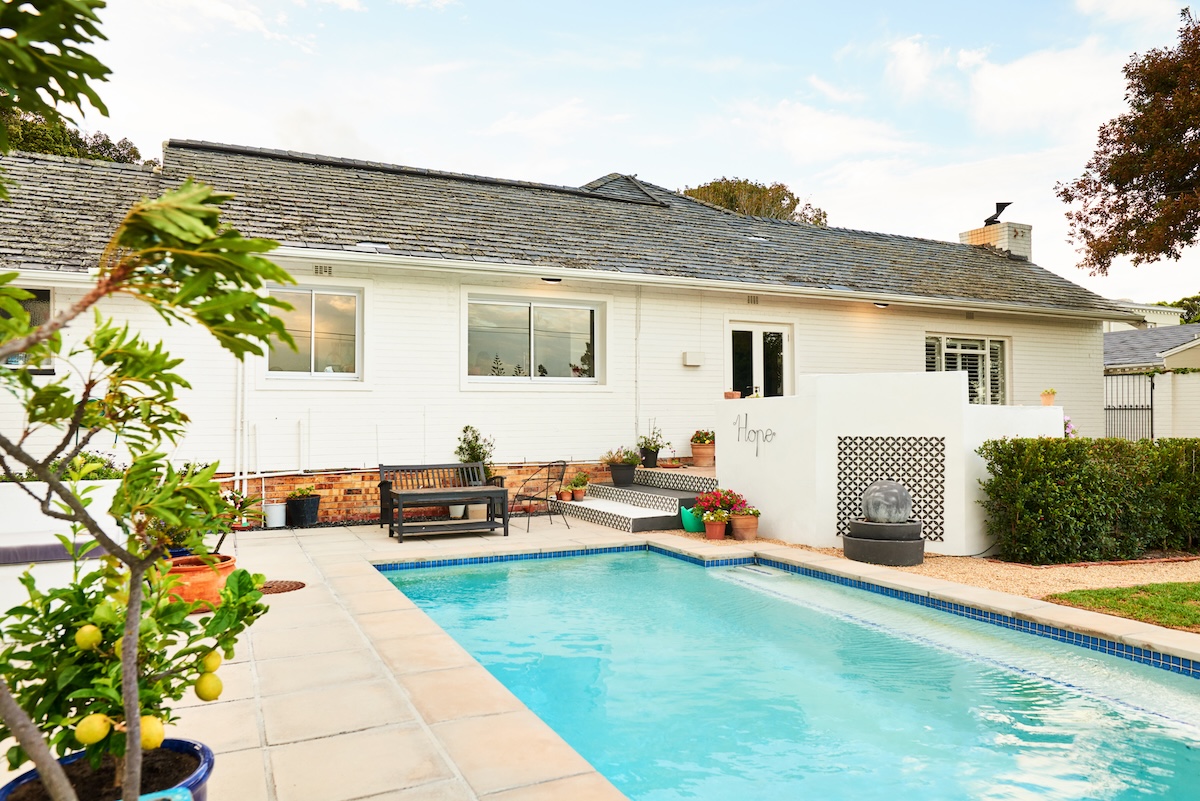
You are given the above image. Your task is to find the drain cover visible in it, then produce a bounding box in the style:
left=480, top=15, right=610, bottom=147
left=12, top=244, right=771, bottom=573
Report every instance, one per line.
left=261, top=580, right=306, bottom=594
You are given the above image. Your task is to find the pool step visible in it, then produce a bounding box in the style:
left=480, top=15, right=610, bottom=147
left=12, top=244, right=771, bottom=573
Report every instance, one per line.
left=552, top=496, right=683, bottom=532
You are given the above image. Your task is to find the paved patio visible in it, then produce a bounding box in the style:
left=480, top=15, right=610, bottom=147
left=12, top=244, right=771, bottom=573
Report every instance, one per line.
left=3, top=514, right=1200, bottom=800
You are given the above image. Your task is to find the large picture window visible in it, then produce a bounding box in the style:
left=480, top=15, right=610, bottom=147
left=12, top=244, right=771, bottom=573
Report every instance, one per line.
left=925, top=335, right=1006, bottom=405
left=2, top=288, right=53, bottom=375
left=468, top=299, right=595, bottom=381
left=268, top=288, right=359, bottom=377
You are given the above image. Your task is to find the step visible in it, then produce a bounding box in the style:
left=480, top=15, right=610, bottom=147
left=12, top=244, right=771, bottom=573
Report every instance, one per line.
left=552, top=497, right=682, bottom=532
left=633, top=467, right=718, bottom=494
left=587, top=483, right=698, bottom=513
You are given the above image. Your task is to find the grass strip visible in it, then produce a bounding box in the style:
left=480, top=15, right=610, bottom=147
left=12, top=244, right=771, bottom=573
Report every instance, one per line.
left=1047, top=582, right=1200, bottom=632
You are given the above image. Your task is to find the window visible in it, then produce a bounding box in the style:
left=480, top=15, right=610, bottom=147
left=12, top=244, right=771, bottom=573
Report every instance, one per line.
left=925, top=335, right=1006, bottom=405
left=468, top=299, right=596, bottom=381
left=2, top=288, right=53, bottom=375
left=267, top=288, right=360, bottom=377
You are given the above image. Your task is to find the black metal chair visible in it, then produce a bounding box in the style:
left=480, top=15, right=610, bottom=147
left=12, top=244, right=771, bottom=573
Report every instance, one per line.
left=510, top=461, right=570, bottom=531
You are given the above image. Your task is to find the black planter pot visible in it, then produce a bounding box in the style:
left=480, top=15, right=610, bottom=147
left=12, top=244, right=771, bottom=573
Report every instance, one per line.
left=844, top=518, right=924, bottom=566
left=640, top=448, right=659, bottom=468
left=609, top=463, right=637, bottom=487
left=286, top=495, right=320, bottom=527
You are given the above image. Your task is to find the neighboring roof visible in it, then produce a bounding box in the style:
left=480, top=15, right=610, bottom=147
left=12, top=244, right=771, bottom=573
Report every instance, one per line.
left=1104, top=323, right=1200, bottom=367
left=0, top=141, right=1130, bottom=318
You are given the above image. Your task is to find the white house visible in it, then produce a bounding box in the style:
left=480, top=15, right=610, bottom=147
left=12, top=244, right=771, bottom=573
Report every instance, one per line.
left=0, top=142, right=1138, bottom=521
left=1104, top=323, right=1200, bottom=439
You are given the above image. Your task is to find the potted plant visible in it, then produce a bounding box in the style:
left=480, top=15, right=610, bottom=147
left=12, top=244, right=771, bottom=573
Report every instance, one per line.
left=637, top=424, right=669, bottom=468
left=1041, top=388, right=1057, bottom=406
left=455, top=425, right=496, bottom=519
left=0, top=174, right=286, bottom=800
left=729, top=506, right=761, bottom=541
left=220, top=485, right=260, bottom=531
left=285, top=486, right=320, bottom=527
left=690, top=430, right=715, bottom=467
left=601, top=447, right=641, bottom=487
left=556, top=486, right=573, bottom=502
left=702, top=508, right=730, bottom=539
left=694, top=488, right=752, bottom=539
left=569, top=472, right=589, bottom=501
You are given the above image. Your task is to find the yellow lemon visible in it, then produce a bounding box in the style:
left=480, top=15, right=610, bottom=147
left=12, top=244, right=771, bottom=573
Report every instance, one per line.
left=194, top=672, right=222, bottom=702
left=74, top=625, right=102, bottom=651
left=75, top=713, right=111, bottom=745
left=200, top=650, right=222, bottom=673
left=140, top=715, right=165, bottom=750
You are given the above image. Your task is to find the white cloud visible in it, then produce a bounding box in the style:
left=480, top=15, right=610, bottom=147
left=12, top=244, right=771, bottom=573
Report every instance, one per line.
left=886, top=35, right=947, bottom=98
left=963, top=38, right=1127, bottom=143
left=486, top=99, right=629, bottom=146
left=807, top=75, right=864, bottom=104
left=1075, top=0, right=1180, bottom=27
left=318, top=0, right=366, bottom=9
left=392, top=0, right=456, bottom=8
left=717, top=100, right=914, bottom=166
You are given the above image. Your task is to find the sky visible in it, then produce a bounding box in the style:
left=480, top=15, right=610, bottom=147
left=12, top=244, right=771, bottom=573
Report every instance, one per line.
left=79, top=0, right=1200, bottom=305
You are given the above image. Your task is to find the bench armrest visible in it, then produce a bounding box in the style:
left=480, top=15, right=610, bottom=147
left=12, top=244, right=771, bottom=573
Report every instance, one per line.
left=487, top=476, right=506, bottom=488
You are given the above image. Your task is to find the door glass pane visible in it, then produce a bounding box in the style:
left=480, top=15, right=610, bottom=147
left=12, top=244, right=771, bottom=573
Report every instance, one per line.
left=763, top=331, right=784, bottom=397
left=988, top=341, right=1006, bottom=405
left=925, top=337, right=940, bottom=372
left=533, top=306, right=594, bottom=378
left=269, top=290, right=312, bottom=372
left=314, top=293, right=357, bottom=374
left=946, top=338, right=985, bottom=404
left=731, top=330, right=753, bottom=398
left=468, top=302, right=529, bottom=377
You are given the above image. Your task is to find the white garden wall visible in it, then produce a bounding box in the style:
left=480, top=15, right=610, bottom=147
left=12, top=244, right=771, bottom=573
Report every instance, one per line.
left=714, top=371, right=1064, bottom=555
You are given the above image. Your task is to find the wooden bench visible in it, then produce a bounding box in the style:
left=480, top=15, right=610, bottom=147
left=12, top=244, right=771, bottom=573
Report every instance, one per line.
left=378, top=463, right=508, bottom=542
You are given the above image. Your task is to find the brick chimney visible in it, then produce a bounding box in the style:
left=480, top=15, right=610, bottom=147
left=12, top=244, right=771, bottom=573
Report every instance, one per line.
left=959, top=221, right=1032, bottom=261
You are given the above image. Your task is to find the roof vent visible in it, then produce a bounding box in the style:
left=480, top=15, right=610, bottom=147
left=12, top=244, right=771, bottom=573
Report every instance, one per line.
left=747, top=295, right=759, bottom=305
left=313, top=265, right=333, bottom=276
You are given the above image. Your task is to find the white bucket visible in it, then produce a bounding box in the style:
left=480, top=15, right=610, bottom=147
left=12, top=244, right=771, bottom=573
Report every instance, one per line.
left=263, top=502, right=287, bottom=529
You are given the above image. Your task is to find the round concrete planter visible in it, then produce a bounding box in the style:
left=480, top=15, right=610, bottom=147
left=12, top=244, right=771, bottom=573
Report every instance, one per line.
left=847, top=519, right=923, bottom=541
left=843, top=535, right=925, bottom=567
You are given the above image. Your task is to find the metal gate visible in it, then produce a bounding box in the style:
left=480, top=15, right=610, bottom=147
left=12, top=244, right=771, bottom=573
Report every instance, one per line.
left=1104, top=373, right=1154, bottom=439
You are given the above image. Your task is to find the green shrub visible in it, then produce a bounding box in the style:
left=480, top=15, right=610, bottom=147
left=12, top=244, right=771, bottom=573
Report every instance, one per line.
left=977, top=437, right=1200, bottom=564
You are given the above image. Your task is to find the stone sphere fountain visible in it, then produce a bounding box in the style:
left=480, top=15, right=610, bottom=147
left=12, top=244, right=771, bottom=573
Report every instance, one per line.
left=843, top=479, right=924, bottom=566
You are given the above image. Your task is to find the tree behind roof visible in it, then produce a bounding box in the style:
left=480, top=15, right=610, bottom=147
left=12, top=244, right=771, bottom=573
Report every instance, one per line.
left=1056, top=11, right=1200, bottom=275
left=683, top=176, right=828, bottom=225
left=0, top=109, right=145, bottom=164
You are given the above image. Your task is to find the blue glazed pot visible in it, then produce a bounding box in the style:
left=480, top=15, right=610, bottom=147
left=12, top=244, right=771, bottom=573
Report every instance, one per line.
left=0, top=738, right=214, bottom=801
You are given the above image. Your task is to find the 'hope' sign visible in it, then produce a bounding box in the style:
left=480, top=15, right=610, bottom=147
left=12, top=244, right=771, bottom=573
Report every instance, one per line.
left=732, top=413, right=776, bottom=457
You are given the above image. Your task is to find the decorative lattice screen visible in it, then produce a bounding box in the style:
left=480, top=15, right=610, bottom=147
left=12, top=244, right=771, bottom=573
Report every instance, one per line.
left=836, top=436, right=946, bottom=541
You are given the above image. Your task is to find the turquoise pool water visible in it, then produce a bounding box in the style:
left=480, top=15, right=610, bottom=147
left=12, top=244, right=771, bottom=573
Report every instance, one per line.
left=386, top=552, right=1200, bottom=800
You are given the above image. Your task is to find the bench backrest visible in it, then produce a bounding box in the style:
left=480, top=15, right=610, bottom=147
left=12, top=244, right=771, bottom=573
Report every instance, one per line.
left=379, top=462, right=488, bottom=490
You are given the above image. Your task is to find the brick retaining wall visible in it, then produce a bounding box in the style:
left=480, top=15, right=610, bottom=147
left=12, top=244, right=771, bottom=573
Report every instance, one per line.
left=222, top=462, right=617, bottom=525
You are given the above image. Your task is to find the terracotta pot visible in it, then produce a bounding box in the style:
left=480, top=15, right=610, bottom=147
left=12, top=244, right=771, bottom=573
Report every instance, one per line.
left=729, top=514, right=759, bottom=541
left=724, top=391, right=741, bottom=399
left=704, top=521, right=727, bottom=540
left=168, top=554, right=237, bottom=609
left=691, top=442, right=715, bottom=467
left=1041, top=394, right=1056, bottom=406
left=572, top=487, right=587, bottom=501
left=557, top=489, right=573, bottom=501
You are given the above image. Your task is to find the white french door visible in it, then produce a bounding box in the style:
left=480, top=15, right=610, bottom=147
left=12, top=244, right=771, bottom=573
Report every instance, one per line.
left=728, top=323, right=791, bottom=397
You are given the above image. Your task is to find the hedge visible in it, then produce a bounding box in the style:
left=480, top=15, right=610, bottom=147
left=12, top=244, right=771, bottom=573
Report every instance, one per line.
left=976, top=438, right=1200, bottom=564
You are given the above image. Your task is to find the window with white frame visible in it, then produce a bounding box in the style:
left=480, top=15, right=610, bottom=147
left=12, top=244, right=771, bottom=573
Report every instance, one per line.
left=467, top=299, right=596, bottom=381
left=1, top=288, right=53, bottom=375
left=267, top=288, right=360, bottom=377
left=925, top=335, right=1006, bottom=405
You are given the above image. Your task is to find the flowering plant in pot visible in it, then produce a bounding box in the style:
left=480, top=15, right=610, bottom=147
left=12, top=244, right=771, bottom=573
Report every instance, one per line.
left=701, top=508, right=730, bottom=539
left=569, top=472, right=589, bottom=501
left=0, top=166, right=290, bottom=797
left=689, top=430, right=715, bottom=467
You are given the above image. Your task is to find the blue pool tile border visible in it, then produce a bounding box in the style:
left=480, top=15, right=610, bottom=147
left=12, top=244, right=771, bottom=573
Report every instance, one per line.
left=373, top=545, right=1198, bottom=681
left=756, top=557, right=1200, bottom=681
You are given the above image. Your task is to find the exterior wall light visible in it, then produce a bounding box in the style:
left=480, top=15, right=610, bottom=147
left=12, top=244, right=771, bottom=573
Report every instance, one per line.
left=874, top=302, right=889, bottom=308
left=541, top=277, right=563, bottom=284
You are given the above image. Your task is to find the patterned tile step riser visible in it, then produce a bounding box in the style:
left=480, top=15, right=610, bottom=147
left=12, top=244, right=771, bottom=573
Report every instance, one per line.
left=632, top=469, right=718, bottom=494
left=587, top=484, right=687, bottom=512
left=552, top=501, right=682, bottom=532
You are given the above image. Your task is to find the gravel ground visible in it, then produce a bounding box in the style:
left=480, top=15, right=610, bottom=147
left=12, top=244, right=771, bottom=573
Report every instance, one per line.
left=670, top=530, right=1200, bottom=599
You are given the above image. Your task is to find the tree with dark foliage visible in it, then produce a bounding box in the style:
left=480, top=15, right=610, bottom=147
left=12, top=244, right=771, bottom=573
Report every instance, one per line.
left=1156, top=293, right=1200, bottom=324
left=0, top=108, right=144, bottom=163
left=683, top=176, right=828, bottom=225
left=1057, top=11, right=1200, bottom=275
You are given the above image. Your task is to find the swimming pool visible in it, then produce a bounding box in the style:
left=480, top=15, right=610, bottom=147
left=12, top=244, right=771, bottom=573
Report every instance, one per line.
left=386, top=550, right=1200, bottom=800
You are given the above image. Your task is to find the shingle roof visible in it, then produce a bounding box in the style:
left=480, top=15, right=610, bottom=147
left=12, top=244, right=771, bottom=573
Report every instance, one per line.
left=1104, top=323, right=1200, bottom=367
left=0, top=140, right=1129, bottom=317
